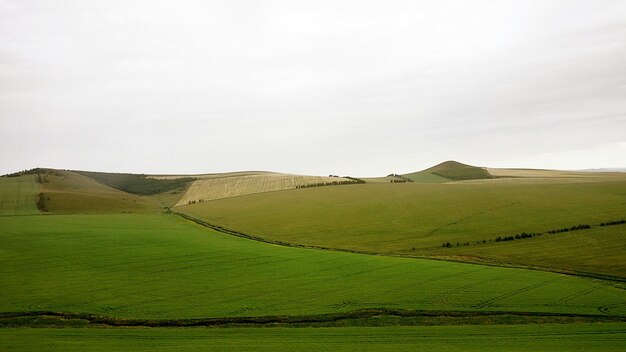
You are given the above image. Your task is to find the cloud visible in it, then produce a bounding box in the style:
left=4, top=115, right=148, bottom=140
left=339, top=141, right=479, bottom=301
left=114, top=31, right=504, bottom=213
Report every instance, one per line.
left=1, top=0, right=625, bottom=175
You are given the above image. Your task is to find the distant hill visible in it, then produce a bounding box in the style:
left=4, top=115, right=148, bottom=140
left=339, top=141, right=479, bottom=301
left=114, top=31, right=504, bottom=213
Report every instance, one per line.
left=75, top=170, right=195, bottom=195
left=403, top=161, right=494, bottom=182
left=577, top=168, right=626, bottom=173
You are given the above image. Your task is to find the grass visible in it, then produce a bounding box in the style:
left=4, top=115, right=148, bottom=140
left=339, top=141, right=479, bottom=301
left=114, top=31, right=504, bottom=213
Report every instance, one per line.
left=402, top=171, right=450, bottom=183
left=426, top=160, right=493, bottom=180
left=435, top=225, right=626, bottom=278
left=2, top=167, right=626, bottom=350
left=403, top=161, right=493, bottom=182
left=2, top=214, right=625, bottom=320
left=177, top=177, right=626, bottom=278
left=0, top=175, right=41, bottom=215
left=2, top=324, right=626, bottom=351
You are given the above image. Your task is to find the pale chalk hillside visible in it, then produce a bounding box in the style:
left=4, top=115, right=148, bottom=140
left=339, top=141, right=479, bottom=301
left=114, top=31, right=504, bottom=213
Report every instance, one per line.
left=174, top=172, right=356, bottom=206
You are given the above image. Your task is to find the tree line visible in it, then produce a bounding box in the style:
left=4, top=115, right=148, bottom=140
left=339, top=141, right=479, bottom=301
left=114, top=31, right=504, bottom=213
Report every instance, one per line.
left=76, top=171, right=196, bottom=195
left=600, top=220, right=626, bottom=226
left=387, top=174, right=414, bottom=183
left=441, top=219, right=625, bottom=248
left=295, top=177, right=365, bottom=189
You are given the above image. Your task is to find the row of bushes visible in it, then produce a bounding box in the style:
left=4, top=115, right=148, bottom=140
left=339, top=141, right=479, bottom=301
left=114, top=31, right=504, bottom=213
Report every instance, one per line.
left=441, top=220, right=625, bottom=248
left=387, top=174, right=414, bottom=183
left=3, top=168, right=47, bottom=177
left=495, top=232, right=543, bottom=242
left=600, top=220, right=626, bottom=226
left=546, top=224, right=591, bottom=234
left=295, top=177, right=365, bottom=189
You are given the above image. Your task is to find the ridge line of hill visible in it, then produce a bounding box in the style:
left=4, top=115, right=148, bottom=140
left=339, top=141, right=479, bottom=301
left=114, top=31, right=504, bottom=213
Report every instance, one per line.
left=170, top=211, right=626, bottom=286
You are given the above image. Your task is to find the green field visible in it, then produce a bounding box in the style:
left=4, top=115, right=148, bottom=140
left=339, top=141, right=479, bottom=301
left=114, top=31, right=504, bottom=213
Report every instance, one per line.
left=436, top=225, right=626, bottom=278
left=2, top=214, right=625, bottom=319
left=1, top=168, right=626, bottom=350
left=178, top=177, right=626, bottom=278
left=0, top=175, right=41, bottom=215
left=3, top=324, right=626, bottom=351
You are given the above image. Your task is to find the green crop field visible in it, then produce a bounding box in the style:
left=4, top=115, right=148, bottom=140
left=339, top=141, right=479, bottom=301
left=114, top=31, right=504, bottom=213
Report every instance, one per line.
left=1, top=166, right=626, bottom=350
left=2, top=214, right=625, bottom=320
left=0, top=175, right=41, bottom=215
left=177, top=175, right=626, bottom=278
left=435, top=225, right=626, bottom=278
left=2, top=323, right=626, bottom=352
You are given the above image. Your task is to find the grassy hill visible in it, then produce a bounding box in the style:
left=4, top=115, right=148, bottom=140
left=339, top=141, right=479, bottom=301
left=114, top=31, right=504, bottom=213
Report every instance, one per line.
left=178, top=172, right=626, bottom=278
left=1, top=163, right=626, bottom=350
left=403, top=161, right=493, bottom=182
left=39, top=170, right=156, bottom=214
left=0, top=169, right=194, bottom=214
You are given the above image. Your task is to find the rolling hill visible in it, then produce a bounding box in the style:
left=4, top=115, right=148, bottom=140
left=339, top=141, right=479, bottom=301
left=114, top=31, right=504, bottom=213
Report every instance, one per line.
left=176, top=165, right=626, bottom=279
left=403, top=160, right=494, bottom=182
left=1, top=162, right=625, bottom=351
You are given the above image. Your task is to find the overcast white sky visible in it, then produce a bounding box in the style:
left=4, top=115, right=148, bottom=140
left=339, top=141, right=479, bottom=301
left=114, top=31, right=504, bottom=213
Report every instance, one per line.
left=1, top=0, right=625, bottom=176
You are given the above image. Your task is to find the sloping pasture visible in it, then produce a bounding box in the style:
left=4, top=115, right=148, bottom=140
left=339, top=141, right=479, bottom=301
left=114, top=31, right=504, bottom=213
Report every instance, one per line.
left=1, top=214, right=624, bottom=320
left=178, top=177, right=626, bottom=277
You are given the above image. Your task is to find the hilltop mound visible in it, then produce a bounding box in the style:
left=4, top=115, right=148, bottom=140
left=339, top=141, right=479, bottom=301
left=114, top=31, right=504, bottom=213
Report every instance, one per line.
left=403, top=161, right=493, bottom=182
left=424, top=161, right=494, bottom=180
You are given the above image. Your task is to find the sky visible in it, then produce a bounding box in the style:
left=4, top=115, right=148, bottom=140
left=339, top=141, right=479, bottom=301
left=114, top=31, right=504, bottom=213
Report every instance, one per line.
left=1, top=0, right=625, bottom=176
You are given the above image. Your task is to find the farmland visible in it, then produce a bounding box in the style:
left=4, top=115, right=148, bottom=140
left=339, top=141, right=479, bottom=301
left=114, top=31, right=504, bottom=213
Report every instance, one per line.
left=177, top=173, right=626, bottom=278
left=3, top=324, right=626, bottom=352
left=175, top=172, right=356, bottom=206
left=1, top=165, right=625, bottom=350
left=3, top=214, right=625, bottom=320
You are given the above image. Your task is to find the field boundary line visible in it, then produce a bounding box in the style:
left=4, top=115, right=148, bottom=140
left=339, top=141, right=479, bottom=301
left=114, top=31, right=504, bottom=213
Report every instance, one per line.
left=2, top=308, right=625, bottom=328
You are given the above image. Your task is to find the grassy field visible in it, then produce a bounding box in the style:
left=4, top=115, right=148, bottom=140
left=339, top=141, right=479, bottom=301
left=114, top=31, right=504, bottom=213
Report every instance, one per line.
left=2, top=213, right=625, bottom=320
left=435, top=225, right=626, bottom=278
left=176, top=172, right=355, bottom=206
left=3, top=323, right=626, bottom=351
left=177, top=176, right=626, bottom=278
left=2, top=167, right=626, bottom=351
left=0, top=175, right=41, bottom=215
